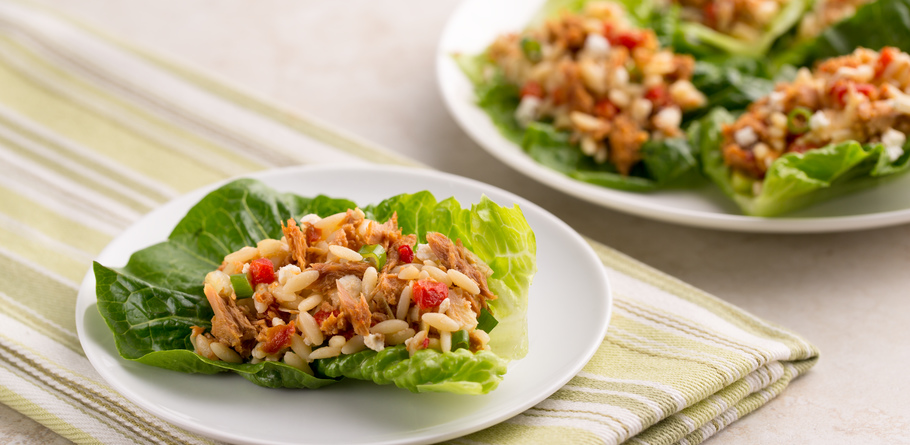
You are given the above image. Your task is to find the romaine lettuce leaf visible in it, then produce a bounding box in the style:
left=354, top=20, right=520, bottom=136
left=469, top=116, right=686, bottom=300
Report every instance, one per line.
left=693, top=108, right=910, bottom=216
left=316, top=346, right=507, bottom=394
left=455, top=54, right=703, bottom=191
left=670, top=0, right=809, bottom=58
left=773, top=0, right=910, bottom=69
left=95, top=179, right=536, bottom=393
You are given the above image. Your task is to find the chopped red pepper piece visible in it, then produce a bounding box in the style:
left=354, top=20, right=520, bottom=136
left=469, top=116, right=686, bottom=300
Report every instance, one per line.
left=611, top=30, right=644, bottom=50
left=262, top=321, right=295, bottom=354
left=413, top=279, right=449, bottom=309
left=398, top=244, right=414, bottom=264
left=594, top=99, right=618, bottom=119
left=520, top=80, right=544, bottom=98
left=313, top=309, right=340, bottom=327
left=876, top=47, right=897, bottom=77
left=249, top=258, right=276, bottom=286
left=645, top=85, right=670, bottom=108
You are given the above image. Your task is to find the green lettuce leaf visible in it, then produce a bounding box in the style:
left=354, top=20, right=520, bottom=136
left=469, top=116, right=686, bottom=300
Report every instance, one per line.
left=316, top=346, right=507, bottom=394
left=670, top=0, right=809, bottom=58
left=694, top=108, right=910, bottom=216
left=455, top=54, right=703, bottom=191
left=773, top=0, right=910, bottom=69
left=95, top=179, right=536, bottom=393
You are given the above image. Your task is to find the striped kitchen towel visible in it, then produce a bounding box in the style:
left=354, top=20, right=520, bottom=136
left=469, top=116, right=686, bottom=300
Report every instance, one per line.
left=0, top=1, right=818, bottom=444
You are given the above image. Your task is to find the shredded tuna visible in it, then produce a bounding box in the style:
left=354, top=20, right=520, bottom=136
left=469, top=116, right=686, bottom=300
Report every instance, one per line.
left=337, top=278, right=372, bottom=337
left=204, top=283, right=257, bottom=350
left=309, top=262, right=370, bottom=294
left=282, top=219, right=309, bottom=268
left=426, top=232, right=495, bottom=303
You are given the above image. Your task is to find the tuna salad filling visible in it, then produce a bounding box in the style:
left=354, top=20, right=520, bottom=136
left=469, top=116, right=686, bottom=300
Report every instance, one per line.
left=191, top=208, right=499, bottom=375
left=721, top=47, right=910, bottom=182
left=673, top=0, right=789, bottom=40
left=485, top=1, right=706, bottom=176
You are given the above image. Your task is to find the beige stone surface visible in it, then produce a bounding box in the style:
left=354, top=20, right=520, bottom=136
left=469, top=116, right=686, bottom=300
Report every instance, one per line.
left=6, top=1, right=909, bottom=443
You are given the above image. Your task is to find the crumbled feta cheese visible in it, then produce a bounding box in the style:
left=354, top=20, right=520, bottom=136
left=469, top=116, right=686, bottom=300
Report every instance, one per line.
left=734, top=126, right=758, bottom=147
left=583, top=33, right=610, bottom=58
left=881, top=128, right=906, bottom=161
left=809, top=111, right=830, bottom=130
left=364, top=333, right=385, bottom=352
left=613, top=67, right=629, bottom=87
left=514, top=95, right=541, bottom=127
left=891, top=93, right=910, bottom=114
left=653, top=107, right=682, bottom=132
left=242, top=262, right=250, bottom=274
left=631, top=98, right=653, bottom=122
left=299, top=213, right=321, bottom=225
left=278, top=264, right=301, bottom=285
left=769, top=91, right=786, bottom=108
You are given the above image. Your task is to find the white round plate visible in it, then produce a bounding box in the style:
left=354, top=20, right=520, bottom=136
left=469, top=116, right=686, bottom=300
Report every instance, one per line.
left=76, top=165, right=611, bottom=445
left=436, top=0, right=910, bottom=233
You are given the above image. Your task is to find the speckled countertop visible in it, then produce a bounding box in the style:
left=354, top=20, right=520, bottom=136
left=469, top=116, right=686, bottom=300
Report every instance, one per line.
left=3, top=1, right=909, bottom=444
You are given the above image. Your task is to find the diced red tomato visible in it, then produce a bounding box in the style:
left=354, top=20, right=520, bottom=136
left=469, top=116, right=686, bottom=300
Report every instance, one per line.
left=611, top=30, right=645, bottom=50
left=876, top=47, right=897, bottom=77
left=593, top=99, right=618, bottom=119
left=702, top=3, right=717, bottom=29
left=313, top=309, right=340, bottom=327
left=249, top=258, right=276, bottom=286
left=262, top=321, right=295, bottom=354
left=413, top=279, right=449, bottom=309
left=644, top=85, right=670, bottom=108
left=421, top=338, right=430, bottom=349
left=398, top=244, right=414, bottom=264
left=520, top=80, right=544, bottom=98
left=306, top=226, right=322, bottom=244
left=830, top=81, right=876, bottom=106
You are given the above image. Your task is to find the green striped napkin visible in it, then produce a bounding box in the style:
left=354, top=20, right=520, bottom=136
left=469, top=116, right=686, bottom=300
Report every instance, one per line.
left=0, top=1, right=818, bottom=444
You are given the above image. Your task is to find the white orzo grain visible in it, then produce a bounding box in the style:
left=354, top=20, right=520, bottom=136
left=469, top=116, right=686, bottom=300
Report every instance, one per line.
left=298, top=311, right=324, bottom=346
left=440, top=331, right=452, bottom=353
left=386, top=328, right=416, bottom=346
left=210, top=342, right=242, bottom=363
left=362, top=266, right=378, bottom=298
left=314, top=212, right=346, bottom=232
left=341, top=335, right=367, bottom=354
left=371, top=319, right=409, bottom=335
left=194, top=334, right=214, bottom=359
left=422, top=265, right=452, bottom=285
left=422, top=312, right=460, bottom=332
left=283, top=351, right=313, bottom=374
left=328, top=245, right=362, bottom=262
left=308, top=346, right=341, bottom=360
left=224, top=246, right=258, bottom=265
left=284, top=269, right=319, bottom=293
left=398, top=265, right=420, bottom=280
left=328, top=335, right=346, bottom=349
left=397, top=285, right=412, bottom=320
left=298, top=293, right=324, bottom=313
left=290, top=334, right=311, bottom=361
left=447, top=269, right=480, bottom=295
left=257, top=239, right=286, bottom=258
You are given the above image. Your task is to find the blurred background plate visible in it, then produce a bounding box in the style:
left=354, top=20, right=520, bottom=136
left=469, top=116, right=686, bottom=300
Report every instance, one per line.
left=436, top=0, right=910, bottom=233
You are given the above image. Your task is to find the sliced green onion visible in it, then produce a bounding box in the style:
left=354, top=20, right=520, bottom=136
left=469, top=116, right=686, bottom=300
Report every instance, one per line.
left=358, top=244, right=386, bottom=270
left=452, top=330, right=470, bottom=351
left=477, top=307, right=499, bottom=333
left=520, top=37, right=542, bottom=62
left=230, top=273, right=254, bottom=298
left=787, top=107, right=812, bottom=134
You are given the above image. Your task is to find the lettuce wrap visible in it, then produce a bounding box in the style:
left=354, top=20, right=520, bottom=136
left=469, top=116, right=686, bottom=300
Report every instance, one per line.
left=692, top=108, right=910, bottom=216
left=94, top=179, right=536, bottom=394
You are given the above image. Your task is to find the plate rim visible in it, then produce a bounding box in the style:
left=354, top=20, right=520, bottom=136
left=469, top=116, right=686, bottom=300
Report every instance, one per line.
left=435, top=0, right=910, bottom=234
left=75, top=164, right=612, bottom=445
